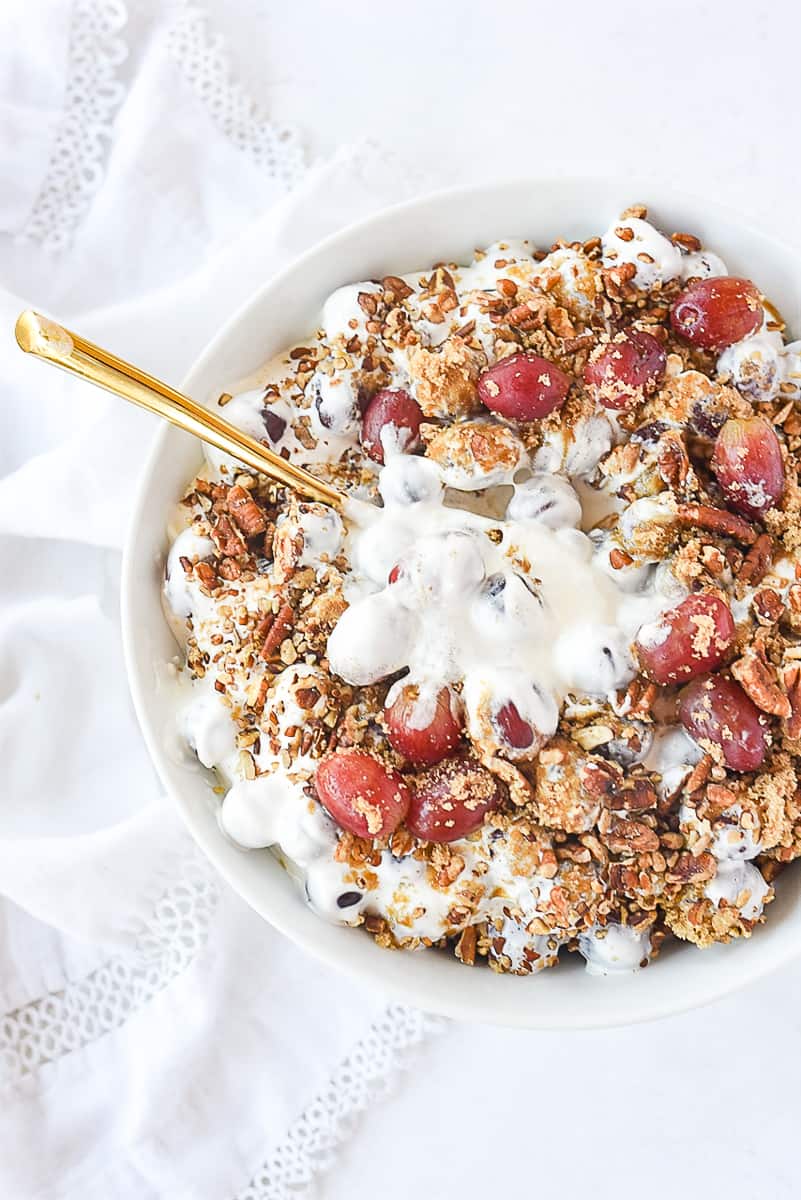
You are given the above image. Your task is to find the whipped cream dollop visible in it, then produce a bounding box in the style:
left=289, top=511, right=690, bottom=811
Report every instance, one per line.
left=326, top=452, right=676, bottom=746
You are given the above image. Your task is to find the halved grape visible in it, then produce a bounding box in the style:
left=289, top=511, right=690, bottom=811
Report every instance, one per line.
left=361, top=388, right=423, bottom=464
left=679, top=675, right=768, bottom=772
left=494, top=701, right=535, bottom=750
left=583, top=329, right=666, bottom=410
left=407, top=754, right=503, bottom=843
left=670, top=277, right=762, bottom=351
left=711, top=417, right=785, bottom=518
left=315, top=750, right=410, bottom=837
left=384, top=685, right=464, bottom=765
left=635, top=594, right=735, bottom=685
left=477, top=352, right=571, bottom=420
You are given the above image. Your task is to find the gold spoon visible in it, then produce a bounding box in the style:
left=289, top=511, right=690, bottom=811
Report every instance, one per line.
left=14, top=310, right=347, bottom=512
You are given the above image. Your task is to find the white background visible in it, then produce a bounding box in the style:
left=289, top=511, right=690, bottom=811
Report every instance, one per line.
left=208, top=0, right=801, bottom=238
left=4, top=0, right=801, bottom=1196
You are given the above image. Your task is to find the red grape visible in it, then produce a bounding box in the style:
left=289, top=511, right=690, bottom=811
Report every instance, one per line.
left=384, top=685, right=464, bottom=765
left=361, top=388, right=423, bottom=463
left=635, top=594, right=735, bottom=685
left=679, top=675, right=768, bottom=772
left=583, top=329, right=666, bottom=410
left=407, top=754, right=503, bottom=843
left=315, top=750, right=410, bottom=838
left=711, top=417, right=785, bottom=518
left=494, top=701, right=535, bottom=749
left=670, top=277, right=762, bottom=351
left=477, top=352, right=571, bottom=420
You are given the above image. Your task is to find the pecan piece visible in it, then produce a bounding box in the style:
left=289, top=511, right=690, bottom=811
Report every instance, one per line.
left=657, top=432, right=690, bottom=489
left=703, top=782, right=739, bottom=817
left=753, top=588, right=784, bottom=625
left=782, top=666, right=801, bottom=739
left=676, top=503, right=756, bottom=545
left=218, top=557, right=242, bottom=581
left=455, top=925, right=477, bottom=966
left=671, top=232, right=702, bottom=253
left=580, top=759, right=622, bottom=798
left=615, top=779, right=658, bottom=812
left=211, top=513, right=246, bottom=557
left=739, top=533, right=774, bottom=587
left=665, top=851, right=717, bottom=884
left=382, top=274, right=413, bottom=301
left=259, top=601, right=295, bottom=660
left=193, top=560, right=218, bottom=589
left=683, top=754, right=713, bottom=796
left=731, top=646, right=791, bottom=718
left=602, top=817, right=660, bottom=854
left=602, top=261, right=637, bottom=300
left=227, top=485, right=267, bottom=536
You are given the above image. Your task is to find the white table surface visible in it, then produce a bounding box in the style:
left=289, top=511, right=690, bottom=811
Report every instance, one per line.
left=199, top=2, right=801, bottom=1195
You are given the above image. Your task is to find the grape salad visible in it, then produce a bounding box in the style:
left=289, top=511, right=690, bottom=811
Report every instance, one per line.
left=164, top=205, right=801, bottom=977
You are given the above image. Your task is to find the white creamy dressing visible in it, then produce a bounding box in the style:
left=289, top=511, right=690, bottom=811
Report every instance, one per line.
left=327, top=452, right=678, bottom=745
left=577, top=923, right=652, bottom=976
left=705, top=860, right=770, bottom=922
left=602, top=217, right=683, bottom=289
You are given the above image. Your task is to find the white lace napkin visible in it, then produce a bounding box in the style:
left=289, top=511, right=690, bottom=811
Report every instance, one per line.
left=0, top=4, right=443, bottom=1197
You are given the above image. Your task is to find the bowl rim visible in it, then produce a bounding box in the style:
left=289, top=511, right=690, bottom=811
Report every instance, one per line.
left=121, top=174, right=801, bottom=1028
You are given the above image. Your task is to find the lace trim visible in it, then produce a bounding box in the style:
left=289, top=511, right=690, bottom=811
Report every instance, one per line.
left=167, top=4, right=306, bottom=187
left=18, top=0, right=128, bottom=254
left=233, top=1004, right=447, bottom=1200
left=0, top=853, right=219, bottom=1086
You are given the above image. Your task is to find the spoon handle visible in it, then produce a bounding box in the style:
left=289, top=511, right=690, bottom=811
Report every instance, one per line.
left=14, top=309, right=346, bottom=511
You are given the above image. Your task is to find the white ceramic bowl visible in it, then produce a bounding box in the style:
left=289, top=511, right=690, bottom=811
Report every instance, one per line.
left=122, top=177, right=801, bottom=1028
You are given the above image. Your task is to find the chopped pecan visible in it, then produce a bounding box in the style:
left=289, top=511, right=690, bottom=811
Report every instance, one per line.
left=211, top=513, right=246, bottom=557
left=193, top=560, right=218, bottom=589
left=782, top=665, right=801, bottom=739
left=561, top=332, right=596, bottom=354
left=657, top=432, right=690, bottom=489
left=505, top=302, right=544, bottom=330
left=389, top=826, right=415, bottom=859
left=665, top=851, right=717, bottom=884
left=602, top=817, right=660, bottom=854
left=609, top=548, right=633, bottom=569
left=382, top=274, right=413, bottom=301
left=732, top=646, right=791, bottom=718
left=788, top=584, right=801, bottom=614
left=614, top=779, right=658, bottom=812
left=580, top=759, right=622, bottom=798
left=607, top=862, right=642, bottom=893
left=676, top=503, right=756, bottom=545
left=753, top=588, right=784, bottom=625
left=454, top=925, right=477, bottom=966
left=602, top=261, right=637, bottom=300
left=194, top=478, right=228, bottom=502
left=739, top=533, right=774, bottom=586
left=683, top=754, right=713, bottom=795
left=259, top=601, right=295, bottom=660
left=435, top=853, right=466, bottom=888
left=227, top=485, right=267, bottom=536
left=702, top=783, right=739, bottom=818
left=671, top=232, right=702, bottom=252
left=218, top=557, right=242, bottom=581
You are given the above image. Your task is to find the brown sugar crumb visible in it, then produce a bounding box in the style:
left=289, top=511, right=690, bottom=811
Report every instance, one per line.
left=406, top=336, right=486, bottom=418
left=423, top=419, right=523, bottom=484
